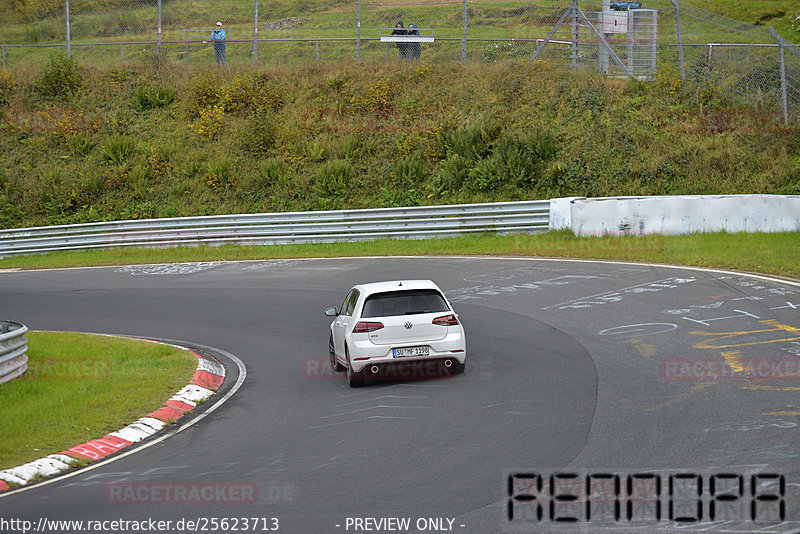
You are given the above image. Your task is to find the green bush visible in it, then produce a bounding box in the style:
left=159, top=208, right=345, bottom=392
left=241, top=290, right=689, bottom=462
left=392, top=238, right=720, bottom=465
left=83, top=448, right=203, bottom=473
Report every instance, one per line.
left=436, top=153, right=471, bottom=190
left=129, top=164, right=152, bottom=198
left=315, top=159, right=354, bottom=201
left=133, top=85, right=175, bottom=111
left=190, top=73, right=221, bottom=113
left=35, top=53, right=82, bottom=99
left=99, top=135, right=135, bottom=165
left=440, top=118, right=501, bottom=161
left=222, top=73, right=284, bottom=114
left=0, top=69, right=16, bottom=109
left=245, top=157, right=286, bottom=191
left=66, top=133, right=94, bottom=156
left=494, top=129, right=559, bottom=187
left=466, top=158, right=503, bottom=192
left=239, top=110, right=278, bottom=155
left=24, top=21, right=59, bottom=43
left=393, top=153, right=427, bottom=184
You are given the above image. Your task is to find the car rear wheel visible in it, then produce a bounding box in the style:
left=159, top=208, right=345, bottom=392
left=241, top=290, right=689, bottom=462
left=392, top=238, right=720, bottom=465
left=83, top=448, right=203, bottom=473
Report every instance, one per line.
left=329, top=334, right=345, bottom=372
left=346, top=348, right=364, bottom=387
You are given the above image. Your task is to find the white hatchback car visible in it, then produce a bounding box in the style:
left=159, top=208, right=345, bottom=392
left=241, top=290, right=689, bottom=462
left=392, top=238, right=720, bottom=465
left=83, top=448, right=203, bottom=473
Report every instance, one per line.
left=325, top=280, right=466, bottom=387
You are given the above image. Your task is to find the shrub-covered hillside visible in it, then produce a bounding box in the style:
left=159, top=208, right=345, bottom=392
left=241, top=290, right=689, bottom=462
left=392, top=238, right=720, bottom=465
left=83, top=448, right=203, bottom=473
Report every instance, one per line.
left=0, top=56, right=798, bottom=229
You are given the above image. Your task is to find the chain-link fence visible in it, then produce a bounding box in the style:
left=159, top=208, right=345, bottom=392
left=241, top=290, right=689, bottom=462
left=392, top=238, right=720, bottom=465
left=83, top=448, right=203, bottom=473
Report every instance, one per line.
left=1, top=0, right=798, bottom=118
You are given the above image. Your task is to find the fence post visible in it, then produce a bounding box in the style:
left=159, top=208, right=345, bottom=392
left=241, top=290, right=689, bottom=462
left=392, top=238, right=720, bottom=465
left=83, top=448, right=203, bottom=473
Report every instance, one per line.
left=356, top=0, right=361, bottom=60
left=253, top=0, right=258, bottom=61
left=462, top=0, right=467, bottom=62
left=1, top=45, right=5, bottom=67
left=769, top=27, right=789, bottom=126
left=598, top=0, right=609, bottom=74
left=121, top=43, right=124, bottom=63
left=65, top=0, right=71, bottom=58
left=651, top=8, right=658, bottom=79
left=157, top=0, right=162, bottom=57
left=670, top=0, right=685, bottom=85
left=570, top=0, right=578, bottom=68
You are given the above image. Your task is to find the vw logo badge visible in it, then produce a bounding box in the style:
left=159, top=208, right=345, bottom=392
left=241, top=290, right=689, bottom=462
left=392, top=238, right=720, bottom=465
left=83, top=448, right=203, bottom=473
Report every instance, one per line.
left=404, top=321, right=413, bottom=330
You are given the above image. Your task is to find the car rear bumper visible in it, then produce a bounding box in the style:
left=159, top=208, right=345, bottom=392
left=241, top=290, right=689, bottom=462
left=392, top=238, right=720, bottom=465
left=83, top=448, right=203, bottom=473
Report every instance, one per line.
left=350, top=332, right=465, bottom=373
left=352, top=356, right=465, bottom=381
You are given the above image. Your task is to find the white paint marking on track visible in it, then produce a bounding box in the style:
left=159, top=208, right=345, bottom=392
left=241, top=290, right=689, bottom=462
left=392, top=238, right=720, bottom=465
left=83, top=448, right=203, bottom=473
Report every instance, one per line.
left=307, top=415, right=417, bottom=429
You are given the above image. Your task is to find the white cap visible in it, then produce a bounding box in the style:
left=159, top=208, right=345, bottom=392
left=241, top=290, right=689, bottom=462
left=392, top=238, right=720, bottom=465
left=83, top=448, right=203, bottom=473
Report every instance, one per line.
left=216, top=21, right=222, bottom=26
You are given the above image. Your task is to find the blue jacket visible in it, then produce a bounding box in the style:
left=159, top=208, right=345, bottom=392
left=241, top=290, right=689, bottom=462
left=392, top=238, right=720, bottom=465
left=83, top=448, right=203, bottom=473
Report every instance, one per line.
left=211, top=29, right=226, bottom=49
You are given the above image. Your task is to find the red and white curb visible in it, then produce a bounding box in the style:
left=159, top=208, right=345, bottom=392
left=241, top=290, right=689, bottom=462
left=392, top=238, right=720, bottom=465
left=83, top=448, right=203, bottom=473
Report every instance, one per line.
left=0, top=346, right=225, bottom=492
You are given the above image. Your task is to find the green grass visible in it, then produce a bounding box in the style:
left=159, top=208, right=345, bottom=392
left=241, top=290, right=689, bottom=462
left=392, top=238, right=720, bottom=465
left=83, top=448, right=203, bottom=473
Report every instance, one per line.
left=0, top=331, right=198, bottom=469
left=1, top=60, right=798, bottom=231
left=1, top=231, right=798, bottom=279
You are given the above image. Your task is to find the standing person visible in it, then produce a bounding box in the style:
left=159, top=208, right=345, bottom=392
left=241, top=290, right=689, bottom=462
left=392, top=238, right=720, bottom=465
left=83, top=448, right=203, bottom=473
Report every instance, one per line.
left=211, top=21, right=226, bottom=66
left=391, top=20, right=409, bottom=62
left=408, top=23, right=421, bottom=61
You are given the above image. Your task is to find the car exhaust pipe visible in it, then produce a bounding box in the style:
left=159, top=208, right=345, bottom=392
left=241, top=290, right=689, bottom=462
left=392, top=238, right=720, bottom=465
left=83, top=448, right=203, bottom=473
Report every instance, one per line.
left=370, top=365, right=380, bottom=374
left=444, top=359, right=452, bottom=368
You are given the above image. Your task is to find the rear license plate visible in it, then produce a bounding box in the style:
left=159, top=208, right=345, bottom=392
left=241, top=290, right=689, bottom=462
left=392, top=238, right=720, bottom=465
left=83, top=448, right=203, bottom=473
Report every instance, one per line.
left=393, top=346, right=430, bottom=358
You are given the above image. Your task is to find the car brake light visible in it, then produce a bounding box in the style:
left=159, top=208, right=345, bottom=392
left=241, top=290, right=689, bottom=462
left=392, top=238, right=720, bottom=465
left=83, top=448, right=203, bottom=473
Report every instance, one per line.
left=353, top=321, right=384, bottom=333
left=432, top=314, right=458, bottom=326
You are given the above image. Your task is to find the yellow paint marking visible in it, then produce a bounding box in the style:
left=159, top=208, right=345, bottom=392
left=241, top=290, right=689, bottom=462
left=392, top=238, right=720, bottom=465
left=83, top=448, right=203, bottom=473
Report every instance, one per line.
left=606, top=383, right=716, bottom=412
left=721, top=350, right=746, bottom=373
left=640, top=383, right=715, bottom=412
left=691, top=320, right=800, bottom=349
left=761, top=411, right=800, bottom=416
left=741, top=384, right=800, bottom=391
left=625, top=339, right=656, bottom=357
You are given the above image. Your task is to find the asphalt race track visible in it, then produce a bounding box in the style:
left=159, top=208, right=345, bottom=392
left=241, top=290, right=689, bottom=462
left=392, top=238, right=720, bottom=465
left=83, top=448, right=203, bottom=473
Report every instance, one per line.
left=1, top=257, right=799, bottom=533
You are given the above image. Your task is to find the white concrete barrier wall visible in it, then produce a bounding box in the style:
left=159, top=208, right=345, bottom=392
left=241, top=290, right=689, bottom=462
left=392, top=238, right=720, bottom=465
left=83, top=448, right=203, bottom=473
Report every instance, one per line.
left=566, top=195, right=800, bottom=236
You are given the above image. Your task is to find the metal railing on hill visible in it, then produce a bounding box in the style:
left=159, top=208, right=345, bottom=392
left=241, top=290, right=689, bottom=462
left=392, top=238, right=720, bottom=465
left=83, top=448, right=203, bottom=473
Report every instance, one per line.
left=0, top=201, right=551, bottom=258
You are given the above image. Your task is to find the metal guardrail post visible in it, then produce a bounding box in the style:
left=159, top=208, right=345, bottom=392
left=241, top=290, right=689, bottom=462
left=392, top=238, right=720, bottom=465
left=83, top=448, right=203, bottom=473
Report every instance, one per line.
left=670, top=0, right=686, bottom=85
left=356, top=0, right=361, bottom=60
left=0, top=321, right=28, bottom=385
left=769, top=27, right=789, bottom=126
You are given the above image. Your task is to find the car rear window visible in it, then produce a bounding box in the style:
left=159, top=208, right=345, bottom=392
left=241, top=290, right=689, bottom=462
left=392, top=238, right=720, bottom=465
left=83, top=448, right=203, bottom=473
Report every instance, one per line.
left=361, top=289, right=450, bottom=318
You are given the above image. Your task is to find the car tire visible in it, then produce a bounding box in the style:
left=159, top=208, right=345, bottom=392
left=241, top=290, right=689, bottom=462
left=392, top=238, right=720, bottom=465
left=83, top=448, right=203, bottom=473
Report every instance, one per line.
left=346, top=348, right=364, bottom=387
left=329, top=334, right=345, bottom=372
left=453, top=361, right=466, bottom=374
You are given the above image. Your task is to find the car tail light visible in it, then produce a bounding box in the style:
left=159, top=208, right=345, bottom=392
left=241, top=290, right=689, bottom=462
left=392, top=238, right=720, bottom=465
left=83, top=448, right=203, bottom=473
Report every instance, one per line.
left=432, top=314, right=458, bottom=326
left=353, top=321, right=384, bottom=333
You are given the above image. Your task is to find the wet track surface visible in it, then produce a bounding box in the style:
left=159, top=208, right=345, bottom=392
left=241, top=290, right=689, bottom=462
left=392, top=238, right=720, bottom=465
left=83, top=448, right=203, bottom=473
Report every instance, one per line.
left=1, top=257, right=799, bottom=533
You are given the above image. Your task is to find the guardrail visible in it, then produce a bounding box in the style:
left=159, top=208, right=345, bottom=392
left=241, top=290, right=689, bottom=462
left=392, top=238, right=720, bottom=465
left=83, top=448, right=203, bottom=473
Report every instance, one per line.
left=0, top=322, right=28, bottom=385
left=0, top=201, right=550, bottom=258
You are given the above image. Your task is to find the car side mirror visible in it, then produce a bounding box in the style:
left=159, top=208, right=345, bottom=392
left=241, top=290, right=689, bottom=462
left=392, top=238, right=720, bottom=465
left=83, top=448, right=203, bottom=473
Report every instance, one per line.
left=324, top=306, right=339, bottom=317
